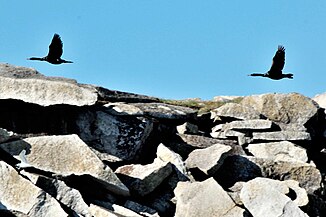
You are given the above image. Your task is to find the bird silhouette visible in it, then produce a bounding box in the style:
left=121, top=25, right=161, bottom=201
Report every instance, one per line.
left=249, top=46, right=293, bottom=80
left=28, top=34, right=73, bottom=64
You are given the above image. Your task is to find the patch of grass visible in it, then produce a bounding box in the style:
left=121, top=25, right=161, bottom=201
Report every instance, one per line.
left=160, top=97, right=243, bottom=114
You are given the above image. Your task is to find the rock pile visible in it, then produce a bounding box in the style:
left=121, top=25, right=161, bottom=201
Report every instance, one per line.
left=0, top=63, right=325, bottom=216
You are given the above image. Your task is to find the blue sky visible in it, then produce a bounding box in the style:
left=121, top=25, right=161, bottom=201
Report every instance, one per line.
left=1, top=1, right=326, bottom=100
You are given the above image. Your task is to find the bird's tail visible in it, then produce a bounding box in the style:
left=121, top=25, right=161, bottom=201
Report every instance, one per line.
left=248, top=73, right=265, bottom=77
left=27, top=57, right=45, bottom=61
left=285, top=73, right=293, bottom=79
left=62, top=60, right=73, bottom=63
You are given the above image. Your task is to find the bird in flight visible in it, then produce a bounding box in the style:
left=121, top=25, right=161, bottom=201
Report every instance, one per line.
left=249, top=46, right=293, bottom=80
left=28, top=34, right=73, bottom=64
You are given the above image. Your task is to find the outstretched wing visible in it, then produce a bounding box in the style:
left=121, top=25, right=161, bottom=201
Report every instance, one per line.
left=47, top=34, right=63, bottom=59
left=268, top=46, right=285, bottom=76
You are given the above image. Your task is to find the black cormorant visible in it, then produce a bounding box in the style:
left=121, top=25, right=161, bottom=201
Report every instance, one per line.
left=249, top=46, right=293, bottom=80
left=28, top=34, right=73, bottom=64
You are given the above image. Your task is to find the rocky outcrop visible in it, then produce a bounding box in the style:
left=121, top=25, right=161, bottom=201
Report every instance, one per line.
left=0, top=63, right=326, bottom=216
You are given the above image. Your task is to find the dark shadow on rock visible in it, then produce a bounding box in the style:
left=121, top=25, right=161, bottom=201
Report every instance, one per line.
left=116, top=173, right=176, bottom=216
left=188, top=168, right=209, bottom=182
left=0, top=210, right=26, bottom=217
left=0, top=99, right=86, bottom=136
left=286, top=188, right=297, bottom=201
left=214, top=155, right=262, bottom=189
left=302, top=194, right=326, bottom=217
left=61, top=174, right=120, bottom=204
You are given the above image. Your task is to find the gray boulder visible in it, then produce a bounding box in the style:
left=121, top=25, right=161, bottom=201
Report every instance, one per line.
left=247, top=141, right=308, bottom=162
left=0, top=63, right=97, bottom=106
left=211, top=102, right=262, bottom=121
left=185, top=143, right=232, bottom=175
left=174, top=178, right=245, bottom=217
left=252, top=131, right=311, bottom=141
left=241, top=93, right=319, bottom=131
left=76, top=110, right=153, bottom=161
left=221, top=119, right=274, bottom=130
left=176, top=122, right=199, bottom=134
left=0, top=134, right=129, bottom=196
left=240, top=177, right=308, bottom=217
left=0, top=161, right=68, bottom=216
left=104, top=102, right=144, bottom=116
left=36, top=176, right=91, bottom=217
left=168, top=134, right=242, bottom=157
left=248, top=157, right=322, bottom=194
left=156, top=143, right=192, bottom=180
left=129, top=102, right=197, bottom=120
left=115, top=159, right=173, bottom=196
left=312, top=92, right=326, bottom=109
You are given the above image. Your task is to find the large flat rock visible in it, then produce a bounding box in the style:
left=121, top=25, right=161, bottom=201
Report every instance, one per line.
left=241, top=93, right=319, bottom=130
left=247, top=141, right=308, bottom=162
left=174, top=178, right=245, bottom=217
left=0, top=134, right=129, bottom=196
left=252, top=131, right=311, bottom=141
left=0, top=161, right=68, bottom=216
left=211, top=102, right=262, bottom=121
left=240, top=177, right=308, bottom=217
left=0, top=63, right=98, bottom=106
left=115, top=159, right=172, bottom=196
left=248, top=157, right=322, bottom=194
left=185, top=143, right=232, bottom=175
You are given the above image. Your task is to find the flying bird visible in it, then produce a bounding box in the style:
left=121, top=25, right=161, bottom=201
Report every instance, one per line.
left=28, top=34, right=73, bottom=64
left=249, top=46, right=293, bottom=80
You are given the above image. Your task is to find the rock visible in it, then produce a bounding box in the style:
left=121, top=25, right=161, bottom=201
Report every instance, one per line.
left=230, top=179, right=309, bottom=209
left=0, top=63, right=98, bottom=106
left=129, top=103, right=197, bottom=120
left=221, top=119, right=274, bottom=130
left=240, top=177, right=308, bottom=217
left=249, top=157, right=322, bottom=194
left=247, top=141, right=308, bottom=162
left=115, top=159, right=173, bottom=196
left=124, top=200, right=160, bottom=217
left=213, top=95, right=241, bottom=102
left=95, top=86, right=160, bottom=103
left=76, top=110, right=153, bottom=161
left=252, top=131, right=311, bottom=141
left=91, top=201, right=143, bottom=217
left=0, top=128, right=16, bottom=143
left=168, top=134, right=242, bottom=157
left=210, top=125, right=252, bottom=146
left=104, top=102, right=144, bottom=116
left=211, top=102, right=262, bottom=121
left=174, top=178, right=245, bottom=217
left=36, top=176, right=91, bottom=217
left=0, top=161, right=68, bottom=216
left=0, top=134, right=129, bottom=196
left=241, top=93, right=319, bottom=131
left=210, top=129, right=245, bottom=139
left=283, top=179, right=309, bottom=206
left=176, top=122, right=199, bottom=134
left=88, top=204, right=123, bottom=217
left=156, top=143, right=192, bottom=180
left=185, top=143, right=232, bottom=175
left=313, top=92, right=326, bottom=109
left=228, top=182, right=245, bottom=206
left=178, top=134, right=237, bottom=149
